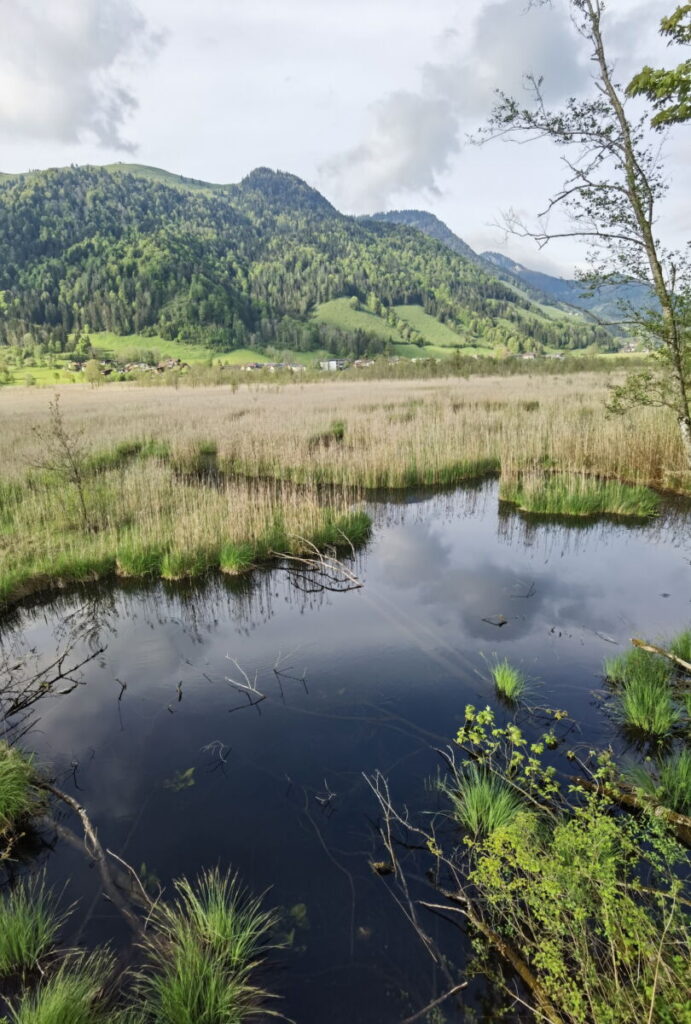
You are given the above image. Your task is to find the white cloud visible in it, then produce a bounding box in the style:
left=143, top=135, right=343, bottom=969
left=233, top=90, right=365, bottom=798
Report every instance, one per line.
left=0, top=0, right=163, bottom=150
left=321, top=0, right=593, bottom=212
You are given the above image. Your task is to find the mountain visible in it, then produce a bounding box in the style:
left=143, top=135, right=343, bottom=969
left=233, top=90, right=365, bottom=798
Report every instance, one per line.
left=0, top=164, right=613, bottom=358
left=482, top=251, right=652, bottom=323
left=370, top=210, right=481, bottom=265
left=373, top=208, right=649, bottom=327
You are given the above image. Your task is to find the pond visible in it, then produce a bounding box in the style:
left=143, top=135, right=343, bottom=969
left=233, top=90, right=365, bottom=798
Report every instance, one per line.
left=2, top=482, right=690, bottom=1022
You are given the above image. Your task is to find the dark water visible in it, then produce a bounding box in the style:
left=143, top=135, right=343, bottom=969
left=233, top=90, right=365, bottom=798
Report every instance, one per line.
left=2, top=482, right=690, bottom=1022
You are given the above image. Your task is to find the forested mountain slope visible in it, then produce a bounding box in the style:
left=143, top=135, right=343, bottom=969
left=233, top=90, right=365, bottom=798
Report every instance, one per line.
left=0, top=164, right=612, bottom=357
left=374, top=209, right=649, bottom=327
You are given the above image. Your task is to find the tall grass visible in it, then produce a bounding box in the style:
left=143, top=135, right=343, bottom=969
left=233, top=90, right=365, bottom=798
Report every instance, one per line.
left=446, top=764, right=525, bottom=837
left=0, top=459, right=370, bottom=607
left=0, top=876, right=67, bottom=977
left=490, top=659, right=527, bottom=702
left=0, top=376, right=686, bottom=493
left=625, top=750, right=691, bottom=816
left=0, top=743, right=39, bottom=840
left=135, top=868, right=276, bottom=1024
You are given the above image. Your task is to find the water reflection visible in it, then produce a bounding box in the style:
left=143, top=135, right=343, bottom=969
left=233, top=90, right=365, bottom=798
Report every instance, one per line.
left=1, top=481, right=690, bottom=1023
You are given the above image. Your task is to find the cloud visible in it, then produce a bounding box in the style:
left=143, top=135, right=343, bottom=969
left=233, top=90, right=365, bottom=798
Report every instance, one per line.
left=322, top=0, right=592, bottom=212
left=0, top=0, right=163, bottom=151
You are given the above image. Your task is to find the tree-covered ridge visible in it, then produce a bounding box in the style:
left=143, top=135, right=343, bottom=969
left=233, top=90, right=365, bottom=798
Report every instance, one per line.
left=0, top=164, right=612, bottom=357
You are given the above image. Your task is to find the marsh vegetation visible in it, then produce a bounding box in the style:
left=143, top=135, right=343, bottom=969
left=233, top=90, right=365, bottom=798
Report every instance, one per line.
left=0, top=374, right=688, bottom=607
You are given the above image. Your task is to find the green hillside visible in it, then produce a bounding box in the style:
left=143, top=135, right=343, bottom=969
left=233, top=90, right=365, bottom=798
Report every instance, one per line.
left=393, top=305, right=468, bottom=347
left=314, top=298, right=399, bottom=342
left=0, top=163, right=615, bottom=364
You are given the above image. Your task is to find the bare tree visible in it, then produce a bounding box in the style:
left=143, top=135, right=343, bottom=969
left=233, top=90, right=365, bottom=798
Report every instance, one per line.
left=31, top=393, right=93, bottom=531
left=483, top=0, right=691, bottom=469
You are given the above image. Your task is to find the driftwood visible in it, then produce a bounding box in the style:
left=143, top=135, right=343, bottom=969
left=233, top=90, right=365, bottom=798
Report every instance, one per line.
left=631, top=637, right=691, bottom=676
left=570, top=776, right=691, bottom=846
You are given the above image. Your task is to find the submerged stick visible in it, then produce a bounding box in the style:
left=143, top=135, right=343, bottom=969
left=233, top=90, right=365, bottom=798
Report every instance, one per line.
left=399, top=982, right=468, bottom=1024
left=40, top=780, right=146, bottom=933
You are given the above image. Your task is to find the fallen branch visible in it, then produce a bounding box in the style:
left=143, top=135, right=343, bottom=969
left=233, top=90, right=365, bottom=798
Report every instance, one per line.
left=421, top=895, right=564, bottom=1024
left=631, top=637, right=691, bottom=676
left=40, top=780, right=146, bottom=934
left=399, top=982, right=468, bottom=1024
left=570, top=776, right=691, bottom=846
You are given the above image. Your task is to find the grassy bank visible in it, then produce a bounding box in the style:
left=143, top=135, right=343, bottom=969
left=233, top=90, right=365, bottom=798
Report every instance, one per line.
left=0, top=453, right=370, bottom=608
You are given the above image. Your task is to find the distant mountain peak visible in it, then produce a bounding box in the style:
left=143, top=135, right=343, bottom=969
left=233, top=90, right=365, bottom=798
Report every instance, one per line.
left=370, top=209, right=480, bottom=263
left=240, top=167, right=337, bottom=215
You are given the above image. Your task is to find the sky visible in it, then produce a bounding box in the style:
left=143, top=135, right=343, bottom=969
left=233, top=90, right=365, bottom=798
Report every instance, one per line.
left=0, top=0, right=688, bottom=276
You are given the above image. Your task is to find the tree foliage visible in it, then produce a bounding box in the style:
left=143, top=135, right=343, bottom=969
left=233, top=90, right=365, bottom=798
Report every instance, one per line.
left=627, top=4, right=691, bottom=128
left=484, top=0, right=691, bottom=468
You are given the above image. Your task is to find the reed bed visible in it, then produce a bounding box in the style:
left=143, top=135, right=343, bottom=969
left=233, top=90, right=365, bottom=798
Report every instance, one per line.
left=0, top=376, right=686, bottom=492
left=0, top=376, right=688, bottom=607
left=0, top=459, right=369, bottom=607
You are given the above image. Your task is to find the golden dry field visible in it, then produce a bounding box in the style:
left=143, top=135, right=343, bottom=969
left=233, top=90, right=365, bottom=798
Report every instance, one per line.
left=0, top=374, right=686, bottom=489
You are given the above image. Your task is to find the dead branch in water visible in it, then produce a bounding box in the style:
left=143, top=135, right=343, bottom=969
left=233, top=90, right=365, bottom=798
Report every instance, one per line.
left=631, top=637, right=691, bottom=676
left=271, top=536, right=363, bottom=593
left=40, top=780, right=150, bottom=934
left=570, top=775, right=691, bottom=846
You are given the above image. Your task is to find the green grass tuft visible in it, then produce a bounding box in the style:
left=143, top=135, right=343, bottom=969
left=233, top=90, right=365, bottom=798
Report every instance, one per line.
left=491, top=659, right=527, bottom=702
left=0, top=876, right=67, bottom=977
left=0, top=743, right=40, bottom=840
left=604, top=647, right=672, bottom=689
left=625, top=749, right=691, bottom=816
left=219, top=543, right=255, bottom=575
left=160, top=547, right=217, bottom=581
left=116, top=543, right=165, bottom=578
left=5, top=951, right=116, bottom=1024
left=500, top=473, right=660, bottom=518
left=669, top=629, right=691, bottom=663
left=135, top=868, right=276, bottom=1024
left=447, top=764, right=525, bottom=837
left=616, top=676, right=679, bottom=738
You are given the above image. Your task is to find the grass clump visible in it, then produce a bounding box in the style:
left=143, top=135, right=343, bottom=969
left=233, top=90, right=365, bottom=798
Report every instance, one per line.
left=625, top=749, right=691, bottom=816
left=160, top=547, right=217, bottom=581
left=5, top=952, right=117, bottom=1024
left=0, top=876, right=67, bottom=977
left=447, top=764, right=525, bottom=837
left=219, top=543, right=255, bottom=575
left=500, top=473, right=660, bottom=518
left=616, top=675, right=679, bottom=738
left=490, top=659, right=527, bottom=702
left=115, top=542, right=164, bottom=578
left=603, top=647, right=672, bottom=688
left=0, top=743, right=40, bottom=843
left=136, top=868, right=276, bottom=1024
left=670, top=628, right=691, bottom=663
